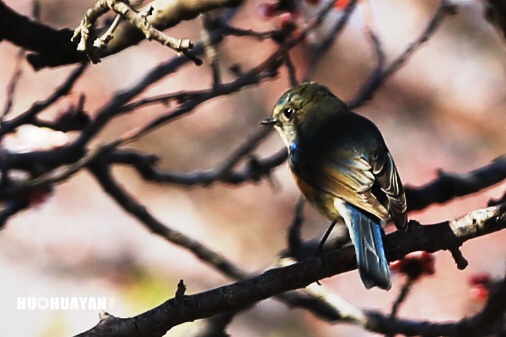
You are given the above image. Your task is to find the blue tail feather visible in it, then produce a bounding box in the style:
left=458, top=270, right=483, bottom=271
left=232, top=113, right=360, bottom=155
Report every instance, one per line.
left=334, top=200, right=391, bottom=290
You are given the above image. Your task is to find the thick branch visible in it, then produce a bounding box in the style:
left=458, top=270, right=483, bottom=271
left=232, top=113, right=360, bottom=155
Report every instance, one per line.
left=406, top=156, right=506, bottom=212
left=0, top=1, right=84, bottom=69
left=0, top=0, right=243, bottom=68
left=74, top=204, right=506, bottom=337
left=72, top=0, right=244, bottom=65
left=72, top=0, right=201, bottom=64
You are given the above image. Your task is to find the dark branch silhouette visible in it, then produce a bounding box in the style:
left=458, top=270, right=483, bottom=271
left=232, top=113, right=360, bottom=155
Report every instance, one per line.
left=73, top=203, right=506, bottom=337
left=0, top=1, right=504, bottom=336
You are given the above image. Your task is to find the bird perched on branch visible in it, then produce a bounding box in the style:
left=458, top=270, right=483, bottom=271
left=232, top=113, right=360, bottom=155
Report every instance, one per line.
left=261, top=82, right=407, bottom=290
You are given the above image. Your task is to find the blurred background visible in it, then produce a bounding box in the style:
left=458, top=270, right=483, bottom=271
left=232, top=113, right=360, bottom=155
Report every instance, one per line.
left=0, top=0, right=505, bottom=336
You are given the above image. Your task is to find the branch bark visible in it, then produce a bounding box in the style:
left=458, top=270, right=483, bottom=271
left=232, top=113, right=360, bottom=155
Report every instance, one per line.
left=0, top=1, right=83, bottom=69
left=406, top=156, right=506, bottom=212
left=73, top=203, right=506, bottom=337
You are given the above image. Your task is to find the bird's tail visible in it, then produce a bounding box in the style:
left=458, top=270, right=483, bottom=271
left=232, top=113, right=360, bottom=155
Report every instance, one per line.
left=335, top=200, right=391, bottom=290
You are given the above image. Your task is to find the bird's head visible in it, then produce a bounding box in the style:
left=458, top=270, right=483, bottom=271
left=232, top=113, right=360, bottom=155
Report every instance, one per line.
left=261, top=82, right=345, bottom=148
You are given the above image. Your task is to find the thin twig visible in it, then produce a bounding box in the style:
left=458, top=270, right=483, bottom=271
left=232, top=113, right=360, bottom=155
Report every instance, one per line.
left=390, top=277, right=414, bottom=320
left=71, top=0, right=110, bottom=62
left=283, top=51, right=298, bottom=86
left=349, top=0, right=452, bottom=108
left=0, top=0, right=41, bottom=122
left=89, top=156, right=250, bottom=280
left=73, top=9, right=237, bottom=147
left=71, top=0, right=244, bottom=64
left=0, top=63, right=88, bottom=136
left=0, top=199, right=30, bottom=229
left=303, top=0, right=359, bottom=81
left=108, top=1, right=200, bottom=65
left=287, top=197, right=306, bottom=259
left=1, top=50, right=25, bottom=120
left=202, top=13, right=222, bottom=86
left=222, top=24, right=275, bottom=40
left=93, top=14, right=122, bottom=50
left=28, top=65, right=279, bottom=190
left=110, top=148, right=288, bottom=186
left=366, top=275, right=506, bottom=336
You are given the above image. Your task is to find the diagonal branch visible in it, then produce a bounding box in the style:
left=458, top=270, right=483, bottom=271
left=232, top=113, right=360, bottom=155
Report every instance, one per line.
left=88, top=154, right=249, bottom=280
left=406, top=155, right=506, bottom=212
left=0, top=1, right=84, bottom=69
left=73, top=203, right=506, bottom=337
left=110, top=148, right=287, bottom=186
left=1, top=50, right=25, bottom=119
left=303, top=0, right=358, bottom=81
left=71, top=0, right=243, bottom=64
left=348, top=0, right=454, bottom=109
left=365, top=275, right=506, bottom=335
left=0, top=62, right=88, bottom=136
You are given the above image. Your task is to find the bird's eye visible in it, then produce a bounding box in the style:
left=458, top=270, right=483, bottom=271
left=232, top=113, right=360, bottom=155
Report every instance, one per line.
left=282, top=107, right=295, bottom=119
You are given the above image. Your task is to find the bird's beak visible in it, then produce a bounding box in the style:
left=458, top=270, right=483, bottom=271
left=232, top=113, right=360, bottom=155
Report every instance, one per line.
left=260, top=117, right=278, bottom=126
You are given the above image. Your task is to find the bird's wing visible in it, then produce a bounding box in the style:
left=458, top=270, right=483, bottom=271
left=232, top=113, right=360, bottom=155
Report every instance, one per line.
left=294, top=149, right=391, bottom=221
left=294, top=145, right=407, bottom=229
left=369, top=149, right=407, bottom=230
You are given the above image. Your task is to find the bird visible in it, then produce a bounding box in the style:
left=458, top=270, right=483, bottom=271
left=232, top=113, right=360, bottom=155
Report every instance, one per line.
left=261, top=82, right=407, bottom=290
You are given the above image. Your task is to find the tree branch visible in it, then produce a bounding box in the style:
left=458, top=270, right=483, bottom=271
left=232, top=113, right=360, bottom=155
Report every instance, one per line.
left=0, top=0, right=84, bottom=69
left=0, top=62, right=88, bottom=136
left=348, top=0, right=455, bottom=109
left=406, top=156, right=506, bottom=212
left=73, top=202, right=505, bottom=337
left=364, top=275, right=506, bottom=336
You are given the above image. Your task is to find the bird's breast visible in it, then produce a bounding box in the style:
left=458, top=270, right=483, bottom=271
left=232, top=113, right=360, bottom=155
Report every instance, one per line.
left=290, top=170, right=342, bottom=222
